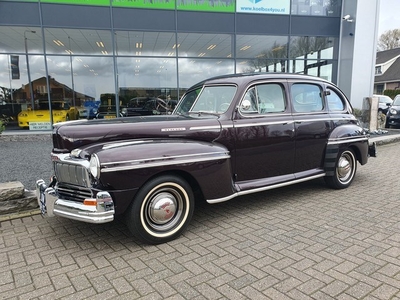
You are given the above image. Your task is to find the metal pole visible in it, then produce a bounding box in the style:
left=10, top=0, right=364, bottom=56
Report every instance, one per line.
left=68, top=36, right=76, bottom=107
left=7, top=55, right=14, bottom=115
left=7, top=55, right=13, bottom=102
left=24, top=30, right=36, bottom=109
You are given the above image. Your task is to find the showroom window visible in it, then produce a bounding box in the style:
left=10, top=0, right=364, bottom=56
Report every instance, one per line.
left=177, top=33, right=234, bottom=89
left=115, top=31, right=176, bottom=57
left=235, top=35, right=289, bottom=73
left=288, top=36, right=337, bottom=80
left=117, top=57, right=178, bottom=103
left=44, top=28, right=113, bottom=56
left=291, top=0, right=341, bottom=17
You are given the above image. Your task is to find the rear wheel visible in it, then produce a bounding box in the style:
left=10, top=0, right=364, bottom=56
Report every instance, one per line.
left=126, top=175, right=195, bottom=244
left=325, top=148, right=357, bottom=189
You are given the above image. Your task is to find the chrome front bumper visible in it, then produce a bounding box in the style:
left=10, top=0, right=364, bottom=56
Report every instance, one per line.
left=36, top=179, right=115, bottom=224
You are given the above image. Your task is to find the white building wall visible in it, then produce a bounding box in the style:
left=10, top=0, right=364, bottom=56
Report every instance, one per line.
left=338, top=0, right=380, bottom=109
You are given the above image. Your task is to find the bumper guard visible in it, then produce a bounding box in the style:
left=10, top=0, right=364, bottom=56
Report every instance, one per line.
left=368, top=141, right=377, bottom=158
left=36, top=180, right=115, bottom=224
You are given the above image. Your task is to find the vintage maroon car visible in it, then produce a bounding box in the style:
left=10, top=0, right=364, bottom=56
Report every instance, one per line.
left=36, top=73, right=376, bottom=244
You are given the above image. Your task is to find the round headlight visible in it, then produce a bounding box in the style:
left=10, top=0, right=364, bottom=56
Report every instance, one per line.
left=89, top=154, right=100, bottom=179
left=389, top=108, right=397, bottom=115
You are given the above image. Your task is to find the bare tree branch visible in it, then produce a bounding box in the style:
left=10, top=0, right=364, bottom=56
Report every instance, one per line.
left=378, top=29, right=400, bottom=51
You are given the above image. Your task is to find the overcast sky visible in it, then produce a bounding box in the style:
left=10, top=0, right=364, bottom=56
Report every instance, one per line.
left=378, top=0, right=400, bottom=36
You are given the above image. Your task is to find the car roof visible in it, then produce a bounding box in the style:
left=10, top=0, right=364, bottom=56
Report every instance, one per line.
left=188, top=73, right=331, bottom=90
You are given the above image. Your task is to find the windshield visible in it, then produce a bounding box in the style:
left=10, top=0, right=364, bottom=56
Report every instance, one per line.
left=393, top=97, right=400, bottom=105
left=174, top=85, right=236, bottom=115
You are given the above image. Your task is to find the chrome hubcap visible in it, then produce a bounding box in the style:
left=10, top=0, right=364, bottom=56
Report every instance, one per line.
left=148, top=192, right=177, bottom=225
left=337, top=152, right=353, bottom=182
left=143, top=185, right=185, bottom=232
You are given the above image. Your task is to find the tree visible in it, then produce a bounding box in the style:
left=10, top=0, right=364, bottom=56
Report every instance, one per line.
left=378, top=29, right=400, bottom=50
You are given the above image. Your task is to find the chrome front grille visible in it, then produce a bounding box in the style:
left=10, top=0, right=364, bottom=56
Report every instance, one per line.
left=57, top=183, right=93, bottom=203
left=53, top=161, right=93, bottom=202
left=54, top=162, right=91, bottom=187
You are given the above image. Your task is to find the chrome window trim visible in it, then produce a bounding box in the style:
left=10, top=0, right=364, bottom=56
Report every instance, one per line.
left=233, top=116, right=355, bottom=128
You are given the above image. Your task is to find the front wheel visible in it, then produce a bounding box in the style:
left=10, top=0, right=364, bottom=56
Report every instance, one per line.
left=324, top=148, right=357, bottom=189
left=126, top=175, right=195, bottom=244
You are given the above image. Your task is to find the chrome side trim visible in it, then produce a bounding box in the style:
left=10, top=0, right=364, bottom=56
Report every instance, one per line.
left=189, top=125, right=220, bottom=130
left=327, top=136, right=368, bottom=145
left=234, top=120, right=295, bottom=128
left=206, top=173, right=326, bottom=204
left=187, top=124, right=234, bottom=130
left=101, top=152, right=230, bottom=173
left=293, top=116, right=357, bottom=122
left=103, top=140, right=147, bottom=150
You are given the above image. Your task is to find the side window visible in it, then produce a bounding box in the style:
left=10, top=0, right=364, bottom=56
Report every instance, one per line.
left=326, top=88, right=345, bottom=111
left=291, top=83, right=324, bottom=113
left=257, top=84, right=286, bottom=113
left=240, top=84, right=286, bottom=115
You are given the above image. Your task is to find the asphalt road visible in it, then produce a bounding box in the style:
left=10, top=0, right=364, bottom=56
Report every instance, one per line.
left=0, top=134, right=53, bottom=190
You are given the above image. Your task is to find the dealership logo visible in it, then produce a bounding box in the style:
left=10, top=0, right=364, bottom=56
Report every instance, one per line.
left=248, top=0, right=263, bottom=3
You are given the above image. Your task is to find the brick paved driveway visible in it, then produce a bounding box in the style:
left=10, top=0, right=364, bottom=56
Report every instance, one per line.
left=1, top=143, right=400, bottom=300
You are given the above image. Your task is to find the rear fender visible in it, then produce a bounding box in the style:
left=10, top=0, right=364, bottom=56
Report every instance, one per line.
left=324, top=124, right=370, bottom=175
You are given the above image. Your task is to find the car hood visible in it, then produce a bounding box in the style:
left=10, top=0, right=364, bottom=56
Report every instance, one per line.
left=52, top=114, right=223, bottom=153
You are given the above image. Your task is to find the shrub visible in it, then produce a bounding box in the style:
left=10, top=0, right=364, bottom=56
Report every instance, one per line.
left=383, top=89, right=400, bottom=99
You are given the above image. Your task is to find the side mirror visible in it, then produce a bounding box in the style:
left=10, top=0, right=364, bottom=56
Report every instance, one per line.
left=241, top=99, right=252, bottom=111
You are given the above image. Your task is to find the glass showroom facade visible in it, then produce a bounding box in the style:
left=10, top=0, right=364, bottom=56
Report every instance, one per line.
left=0, top=0, right=342, bottom=117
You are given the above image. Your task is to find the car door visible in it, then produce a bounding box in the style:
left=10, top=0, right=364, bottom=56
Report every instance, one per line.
left=232, top=81, right=296, bottom=190
left=289, top=81, right=332, bottom=176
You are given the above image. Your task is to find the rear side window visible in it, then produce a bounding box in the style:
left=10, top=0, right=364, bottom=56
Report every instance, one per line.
left=291, top=83, right=324, bottom=113
left=326, top=88, right=345, bottom=111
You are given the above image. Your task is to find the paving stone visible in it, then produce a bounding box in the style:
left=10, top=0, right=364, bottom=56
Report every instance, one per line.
left=1, top=142, right=400, bottom=298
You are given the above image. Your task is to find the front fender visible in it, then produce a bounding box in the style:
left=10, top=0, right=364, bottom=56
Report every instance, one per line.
left=324, top=124, right=370, bottom=175
left=94, top=139, right=235, bottom=202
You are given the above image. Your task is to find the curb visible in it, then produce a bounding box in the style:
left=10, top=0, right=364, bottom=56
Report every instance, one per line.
left=369, top=134, right=400, bottom=145
left=0, top=208, right=41, bottom=222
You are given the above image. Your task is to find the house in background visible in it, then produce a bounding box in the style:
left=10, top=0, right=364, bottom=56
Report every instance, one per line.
left=374, top=48, right=400, bottom=95
left=12, top=76, right=94, bottom=107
